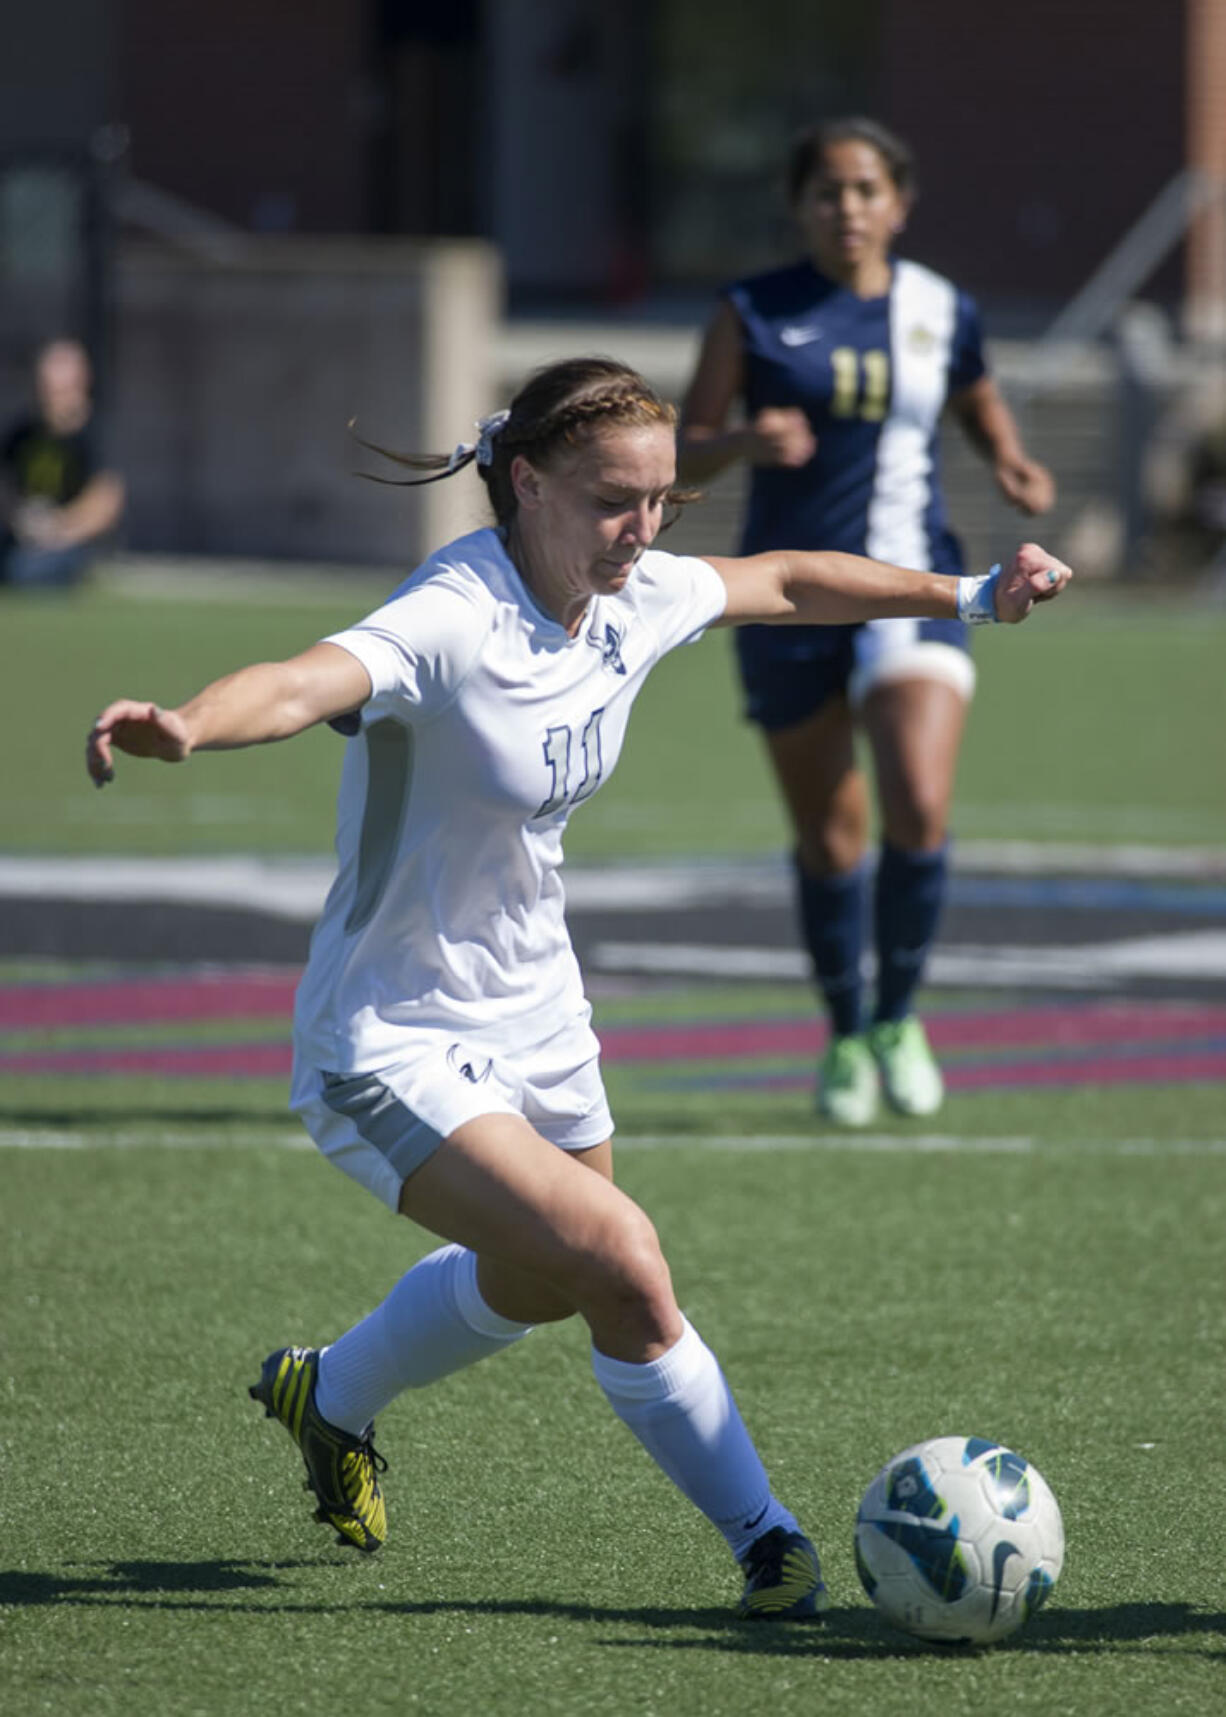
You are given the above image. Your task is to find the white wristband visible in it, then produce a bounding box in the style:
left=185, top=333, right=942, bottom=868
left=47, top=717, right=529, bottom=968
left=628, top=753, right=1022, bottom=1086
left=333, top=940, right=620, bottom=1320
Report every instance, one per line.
left=957, top=564, right=1001, bottom=625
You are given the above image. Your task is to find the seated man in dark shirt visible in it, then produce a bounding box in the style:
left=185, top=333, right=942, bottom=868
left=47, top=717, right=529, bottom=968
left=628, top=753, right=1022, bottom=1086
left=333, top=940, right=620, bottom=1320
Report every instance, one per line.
left=1, top=338, right=125, bottom=587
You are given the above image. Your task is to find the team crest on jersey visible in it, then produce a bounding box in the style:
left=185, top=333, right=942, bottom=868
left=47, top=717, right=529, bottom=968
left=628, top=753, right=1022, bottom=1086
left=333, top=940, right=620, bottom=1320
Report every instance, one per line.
left=587, top=619, right=627, bottom=675
left=907, top=324, right=937, bottom=352
left=447, top=1043, right=492, bottom=1085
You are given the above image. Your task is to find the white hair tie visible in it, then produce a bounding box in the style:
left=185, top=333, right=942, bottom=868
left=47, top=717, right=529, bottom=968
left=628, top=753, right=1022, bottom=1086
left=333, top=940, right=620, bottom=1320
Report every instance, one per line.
left=446, top=408, right=511, bottom=473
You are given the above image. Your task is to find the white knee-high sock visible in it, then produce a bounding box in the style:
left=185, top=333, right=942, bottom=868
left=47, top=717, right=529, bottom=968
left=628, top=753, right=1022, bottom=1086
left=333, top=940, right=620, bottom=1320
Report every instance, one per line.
left=314, top=1244, right=533, bottom=1435
left=592, top=1317, right=799, bottom=1561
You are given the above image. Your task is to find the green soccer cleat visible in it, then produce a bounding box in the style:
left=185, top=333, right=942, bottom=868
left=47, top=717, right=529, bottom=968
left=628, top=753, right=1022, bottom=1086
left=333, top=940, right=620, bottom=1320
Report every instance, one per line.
left=738, top=1527, right=831, bottom=1620
left=249, top=1345, right=388, bottom=1553
left=868, top=1015, right=945, bottom=1117
left=817, top=1032, right=879, bottom=1127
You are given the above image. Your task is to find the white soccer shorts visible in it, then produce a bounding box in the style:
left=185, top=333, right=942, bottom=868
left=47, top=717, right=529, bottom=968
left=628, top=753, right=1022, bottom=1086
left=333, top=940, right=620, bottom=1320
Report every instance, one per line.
left=291, top=1009, right=614, bottom=1211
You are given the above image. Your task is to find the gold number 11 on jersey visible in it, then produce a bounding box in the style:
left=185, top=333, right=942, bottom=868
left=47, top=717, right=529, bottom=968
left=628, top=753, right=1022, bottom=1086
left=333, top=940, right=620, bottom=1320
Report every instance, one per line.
left=829, top=347, right=890, bottom=421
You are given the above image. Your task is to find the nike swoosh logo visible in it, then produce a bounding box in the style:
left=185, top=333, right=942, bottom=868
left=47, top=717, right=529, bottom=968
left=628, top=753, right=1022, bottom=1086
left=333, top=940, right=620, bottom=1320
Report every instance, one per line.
left=989, top=1539, right=1021, bottom=1621
left=447, top=1043, right=492, bottom=1084
left=743, top=1504, right=769, bottom=1533
left=779, top=326, right=823, bottom=347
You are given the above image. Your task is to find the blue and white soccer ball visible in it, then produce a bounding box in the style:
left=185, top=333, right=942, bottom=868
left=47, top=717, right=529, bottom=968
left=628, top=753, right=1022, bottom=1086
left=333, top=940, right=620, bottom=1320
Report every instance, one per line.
left=854, top=1436, right=1065, bottom=1645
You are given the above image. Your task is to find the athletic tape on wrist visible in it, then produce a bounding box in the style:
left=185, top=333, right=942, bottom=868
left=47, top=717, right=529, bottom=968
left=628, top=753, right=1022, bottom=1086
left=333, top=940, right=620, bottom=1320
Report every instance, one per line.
left=956, top=564, right=1001, bottom=624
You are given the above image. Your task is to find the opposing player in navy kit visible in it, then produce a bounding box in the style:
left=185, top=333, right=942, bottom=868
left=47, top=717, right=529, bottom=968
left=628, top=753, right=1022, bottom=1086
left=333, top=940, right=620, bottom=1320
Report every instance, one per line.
left=680, top=118, right=1056, bottom=1127
left=85, top=358, right=1068, bottom=1618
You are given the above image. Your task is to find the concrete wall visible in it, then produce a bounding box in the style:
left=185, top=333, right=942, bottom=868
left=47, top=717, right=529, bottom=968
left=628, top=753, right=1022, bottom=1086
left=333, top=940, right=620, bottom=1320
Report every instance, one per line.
left=113, top=237, right=503, bottom=568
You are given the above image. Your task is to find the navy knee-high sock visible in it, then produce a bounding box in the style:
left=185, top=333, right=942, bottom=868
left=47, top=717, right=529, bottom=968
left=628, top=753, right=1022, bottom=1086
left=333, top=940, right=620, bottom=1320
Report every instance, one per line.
left=793, top=854, right=868, bottom=1038
left=873, top=841, right=949, bottom=1024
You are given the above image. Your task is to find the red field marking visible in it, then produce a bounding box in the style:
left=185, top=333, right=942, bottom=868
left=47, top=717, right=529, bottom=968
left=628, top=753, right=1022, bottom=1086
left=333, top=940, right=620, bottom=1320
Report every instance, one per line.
left=2, top=1034, right=1224, bottom=1089
left=0, top=1044, right=290, bottom=1077
left=598, top=1004, right=1226, bottom=1062
left=729, top=1049, right=1226, bottom=1094
left=2, top=1042, right=1224, bottom=1089
left=947, top=1050, right=1226, bottom=1089
left=1, top=978, right=1223, bottom=1090
left=3, top=976, right=1224, bottom=1060
left=0, top=972, right=299, bottom=1030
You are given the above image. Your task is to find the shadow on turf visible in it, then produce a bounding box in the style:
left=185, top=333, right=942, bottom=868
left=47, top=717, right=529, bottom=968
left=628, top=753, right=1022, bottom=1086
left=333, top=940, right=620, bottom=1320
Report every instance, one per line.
left=0, top=1566, right=1222, bottom=1659
left=584, top=1601, right=1226, bottom=1660
left=370, top=1599, right=1226, bottom=1660
left=0, top=1560, right=321, bottom=1604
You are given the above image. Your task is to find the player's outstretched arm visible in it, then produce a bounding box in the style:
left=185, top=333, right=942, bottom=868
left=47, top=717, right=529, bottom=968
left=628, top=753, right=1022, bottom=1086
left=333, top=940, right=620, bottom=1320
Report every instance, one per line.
left=707, top=540, right=1072, bottom=629
left=990, top=543, right=1072, bottom=622
left=86, top=641, right=372, bottom=787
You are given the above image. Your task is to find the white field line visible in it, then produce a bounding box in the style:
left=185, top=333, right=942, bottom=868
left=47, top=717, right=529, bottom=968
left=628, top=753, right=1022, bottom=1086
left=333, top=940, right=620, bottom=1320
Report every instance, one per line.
left=596, top=943, right=811, bottom=979
left=617, top=1135, right=1226, bottom=1156
left=0, top=857, right=333, bottom=921
left=0, top=841, right=1223, bottom=922
left=0, top=1128, right=311, bottom=1151
left=592, top=931, right=1226, bottom=986
left=2, top=1128, right=1223, bottom=1157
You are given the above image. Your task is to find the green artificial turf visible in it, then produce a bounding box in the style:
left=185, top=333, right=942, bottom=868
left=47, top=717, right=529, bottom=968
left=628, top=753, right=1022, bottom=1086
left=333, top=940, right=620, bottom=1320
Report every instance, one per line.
left=2, top=565, right=1223, bottom=1714
left=3, top=574, right=1224, bottom=857
left=2, top=1066, right=1225, bottom=1151
left=1, top=1134, right=1223, bottom=1716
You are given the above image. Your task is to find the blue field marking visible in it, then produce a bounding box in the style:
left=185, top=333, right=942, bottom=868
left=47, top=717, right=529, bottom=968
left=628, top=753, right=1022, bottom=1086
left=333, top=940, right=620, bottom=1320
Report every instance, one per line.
left=948, top=877, right=1226, bottom=915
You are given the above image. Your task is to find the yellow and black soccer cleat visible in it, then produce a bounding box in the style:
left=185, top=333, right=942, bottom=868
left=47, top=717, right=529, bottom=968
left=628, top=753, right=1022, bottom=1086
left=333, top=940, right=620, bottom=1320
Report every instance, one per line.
left=249, top=1345, right=388, bottom=1553
left=738, top=1527, right=830, bottom=1620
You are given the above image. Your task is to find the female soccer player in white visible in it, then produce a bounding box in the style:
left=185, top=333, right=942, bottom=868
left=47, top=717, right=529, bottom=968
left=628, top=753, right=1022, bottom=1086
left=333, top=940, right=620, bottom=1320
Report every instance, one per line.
left=86, top=358, right=1069, bottom=1620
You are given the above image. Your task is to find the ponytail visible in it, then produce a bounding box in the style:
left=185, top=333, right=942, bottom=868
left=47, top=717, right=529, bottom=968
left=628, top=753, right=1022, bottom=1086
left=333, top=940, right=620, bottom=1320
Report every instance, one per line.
left=352, top=356, right=697, bottom=529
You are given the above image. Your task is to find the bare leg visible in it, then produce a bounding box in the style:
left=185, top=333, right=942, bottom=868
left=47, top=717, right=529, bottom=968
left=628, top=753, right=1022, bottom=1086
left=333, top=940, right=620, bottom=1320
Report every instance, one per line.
left=761, top=695, right=868, bottom=876
left=475, top=1139, right=613, bottom=1326
left=374, top=1119, right=805, bottom=1563
left=398, top=1118, right=679, bottom=1360
left=861, top=677, right=966, bottom=852
left=276, top=1115, right=816, bottom=1585
left=314, top=1139, right=617, bottom=1431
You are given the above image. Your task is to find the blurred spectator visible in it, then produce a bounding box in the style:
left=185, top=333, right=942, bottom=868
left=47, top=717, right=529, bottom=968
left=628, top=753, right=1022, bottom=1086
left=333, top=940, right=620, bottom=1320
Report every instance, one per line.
left=0, top=339, right=125, bottom=589
left=1187, top=420, right=1226, bottom=539
left=1142, top=375, right=1226, bottom=585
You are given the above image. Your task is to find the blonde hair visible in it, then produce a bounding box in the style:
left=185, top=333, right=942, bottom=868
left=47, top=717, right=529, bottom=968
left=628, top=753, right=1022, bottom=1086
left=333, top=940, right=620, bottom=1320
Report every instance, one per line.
left=355, top=356, right=695, bottom=528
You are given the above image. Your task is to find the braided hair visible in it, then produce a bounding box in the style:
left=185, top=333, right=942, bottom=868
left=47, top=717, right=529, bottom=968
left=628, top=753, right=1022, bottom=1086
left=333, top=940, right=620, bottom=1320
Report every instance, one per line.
left=353, top=356, right=696, bottom=529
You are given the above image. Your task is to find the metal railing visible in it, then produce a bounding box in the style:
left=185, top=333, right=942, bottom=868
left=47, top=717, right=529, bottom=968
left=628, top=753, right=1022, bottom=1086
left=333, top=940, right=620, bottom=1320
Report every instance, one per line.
left=1020, top=167, right=1225, bottom=399
left=1001, top=167, right=1226, bottom=577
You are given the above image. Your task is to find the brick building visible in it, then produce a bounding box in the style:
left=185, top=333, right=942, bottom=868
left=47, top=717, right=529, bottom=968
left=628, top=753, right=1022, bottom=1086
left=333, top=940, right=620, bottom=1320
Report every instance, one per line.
left=4, top=0, right=1220, bottom=319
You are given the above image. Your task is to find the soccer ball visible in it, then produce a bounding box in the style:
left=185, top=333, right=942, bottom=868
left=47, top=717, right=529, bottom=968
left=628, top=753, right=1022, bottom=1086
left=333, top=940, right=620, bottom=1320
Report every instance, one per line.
left=854, top=1435, right=1064, bottom=1645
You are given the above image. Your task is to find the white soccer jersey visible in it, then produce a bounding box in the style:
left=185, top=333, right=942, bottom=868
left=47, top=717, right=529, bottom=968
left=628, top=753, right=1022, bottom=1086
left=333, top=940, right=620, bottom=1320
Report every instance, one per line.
left=291, top=527, right=727, bottom=1079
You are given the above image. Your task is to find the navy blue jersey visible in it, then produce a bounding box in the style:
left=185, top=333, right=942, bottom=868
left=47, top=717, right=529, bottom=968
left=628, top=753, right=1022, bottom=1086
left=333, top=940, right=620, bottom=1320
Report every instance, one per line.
left=725, top=257, right=986, bottom=574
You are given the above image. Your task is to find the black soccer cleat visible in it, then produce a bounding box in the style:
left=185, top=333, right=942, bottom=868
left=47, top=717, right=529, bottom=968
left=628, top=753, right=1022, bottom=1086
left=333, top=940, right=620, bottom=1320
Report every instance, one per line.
left=738, top=1526, right=830, bottom=1620
left=249, top=1345, right=387, bottom=1552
